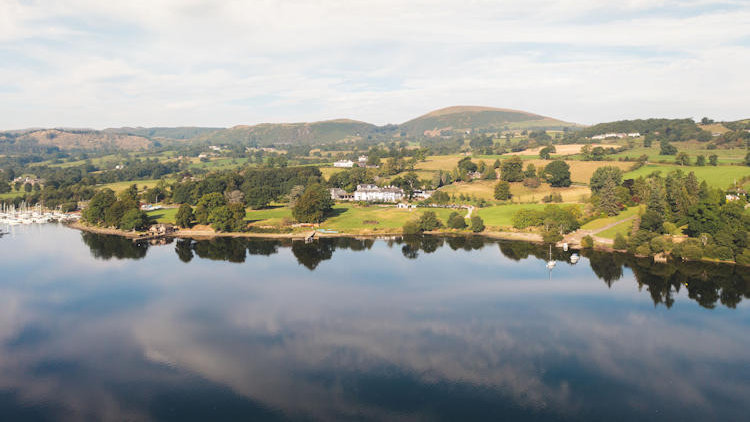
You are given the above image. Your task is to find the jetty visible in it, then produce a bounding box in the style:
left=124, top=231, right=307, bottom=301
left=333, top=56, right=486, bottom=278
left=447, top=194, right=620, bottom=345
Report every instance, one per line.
left=0, top=202, right=80, bottom=229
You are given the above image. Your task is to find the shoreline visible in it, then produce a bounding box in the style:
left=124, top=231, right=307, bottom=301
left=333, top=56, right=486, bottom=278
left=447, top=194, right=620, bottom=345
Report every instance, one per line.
left=65, top=221, right=746, bottom=266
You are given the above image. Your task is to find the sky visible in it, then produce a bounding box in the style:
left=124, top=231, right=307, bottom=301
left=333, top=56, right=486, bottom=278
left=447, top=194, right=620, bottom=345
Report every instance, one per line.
left=1, top=0, right=749, bottom=129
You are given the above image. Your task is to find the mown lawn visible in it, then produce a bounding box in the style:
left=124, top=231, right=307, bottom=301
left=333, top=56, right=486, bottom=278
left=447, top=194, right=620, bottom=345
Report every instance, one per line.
left=475, top=203, right=584, bottom=229
left=246, top=206, right=293, bottom=225
left=624, top=164, right=750, bottom=188
left=320, top=204, right=457, bottom=231
left=581, top=205, right=643, bottom=230
left=146, top=207, right=179, bottom=223
left=597, top=219, right=634, bottom=240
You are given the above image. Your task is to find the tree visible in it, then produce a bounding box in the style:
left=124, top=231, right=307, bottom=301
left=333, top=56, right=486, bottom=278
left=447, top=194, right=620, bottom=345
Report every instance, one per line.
left=195, top=192, right=227, bottom=225
left=82, top=189, right=116, bottom=225
left=494, top=181, right=512, bottom=200
left=121, top=184, right=139, bottom=202
left=675, top=152, right=690, bottom=166
left=175, top=204, right=194, bottom=228
left=119, top=209, right=150, bottom=231
left=500, top=156, right=524, bottom=182
left=524, top=163, right=536, bottom=178
left=660, top=140, right=677, bottom=155
left=708, top=154, right=718, bottom=166
left=0, top=182, right=10, bottom=194
left=589, top=166, right=623, bottom=194
left=539, top=146, right=555, bottom=159
left=613, top=233, right=628, bottom=250
left=470, top=215, right=485, bottom=232
left=417, top=211, right=442, bottom=231
left=447, top=211, right=467, bottom=229
left=543, top=160, right=571, bottom=187
left=208, top=206, right=234, bottom=232
left=430, top=190, right=450, bottom=205
left=292, top=184, right=333, bottom=223
left=581, top=235, right=594, bottom=249
left=695, top=155, right=706, bottom=166
left=597, top=178, right=620, bottom=216
left=745, top=151, right=750, bottom=166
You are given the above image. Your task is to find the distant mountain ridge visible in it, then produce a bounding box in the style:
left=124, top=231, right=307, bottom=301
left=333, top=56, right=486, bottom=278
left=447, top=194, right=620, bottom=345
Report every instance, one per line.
left=1, top=106, right=579, bottom=150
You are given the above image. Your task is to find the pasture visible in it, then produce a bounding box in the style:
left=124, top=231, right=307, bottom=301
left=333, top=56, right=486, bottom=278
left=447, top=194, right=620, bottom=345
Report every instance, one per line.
left=624, top=164, right=750, bottom=188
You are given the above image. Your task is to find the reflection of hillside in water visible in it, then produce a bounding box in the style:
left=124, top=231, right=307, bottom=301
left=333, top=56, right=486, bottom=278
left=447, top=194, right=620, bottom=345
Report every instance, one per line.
left=81, top=233, right=750, bottom=310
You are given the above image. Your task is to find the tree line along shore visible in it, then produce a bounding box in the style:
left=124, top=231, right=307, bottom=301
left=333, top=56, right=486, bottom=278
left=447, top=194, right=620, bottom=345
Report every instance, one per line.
left=3, top=117, right=749, bottom=265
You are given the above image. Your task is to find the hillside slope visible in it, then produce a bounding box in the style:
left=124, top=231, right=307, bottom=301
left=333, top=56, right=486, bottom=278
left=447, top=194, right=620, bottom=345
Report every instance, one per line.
left=198, top=119, right=378, bottom=146
left=399, top=106, right=576, bottom=137
left=1, top=129, right=152, bottom=151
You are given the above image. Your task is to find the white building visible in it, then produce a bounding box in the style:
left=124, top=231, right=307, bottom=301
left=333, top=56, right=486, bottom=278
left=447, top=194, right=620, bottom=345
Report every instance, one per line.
left=413, top=190, right=435, bottom=200
left=333, top=160, right=354, bottom=168
left=358, top=155, right=368, bottom=165
left=354, top=184, right=404, bottom=202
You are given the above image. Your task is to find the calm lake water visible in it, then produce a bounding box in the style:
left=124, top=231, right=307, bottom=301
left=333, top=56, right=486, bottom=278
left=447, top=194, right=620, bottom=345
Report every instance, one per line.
left=1, top=224, right=749, bottom=421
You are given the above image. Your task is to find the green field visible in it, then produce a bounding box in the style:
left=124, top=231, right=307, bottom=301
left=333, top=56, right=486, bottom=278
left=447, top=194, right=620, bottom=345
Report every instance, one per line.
left=475, top=203, right=579, bottom=229
left=624, top=164, right=750, bottom=188
left=99, top=179, right=165, bottom=192
left=581, top=206, right=643, bottom=231
left=320, top=204, right=456, bottom=232
left=596, top=219, right=634, bottom=240
left=146, top=207, right=179, bottom=223
left=606, top=141, right=747, bottom=164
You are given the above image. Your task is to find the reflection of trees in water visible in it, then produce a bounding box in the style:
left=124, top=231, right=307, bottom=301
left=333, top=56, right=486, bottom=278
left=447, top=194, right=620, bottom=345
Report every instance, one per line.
left=81, top=232, right=148, bottom=260
left=586, top=252, right=626, bottom=287
left=81, top=232, right=750, bottom=309
left=175, top=239, right=194, bottom=263
left=583, top=251, right=750, bottom=309
left=292, top=240, right=334, bottom=270
left=193, top=238, right=248, bottom=263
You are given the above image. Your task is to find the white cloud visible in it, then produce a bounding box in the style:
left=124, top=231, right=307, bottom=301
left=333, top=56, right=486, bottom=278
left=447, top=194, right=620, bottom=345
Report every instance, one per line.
left=0, top=0, right=748, bottom=128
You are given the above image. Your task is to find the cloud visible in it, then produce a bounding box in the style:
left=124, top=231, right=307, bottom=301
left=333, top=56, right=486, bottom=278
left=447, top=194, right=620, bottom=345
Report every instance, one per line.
left=0, top=0, right=748, bottom=128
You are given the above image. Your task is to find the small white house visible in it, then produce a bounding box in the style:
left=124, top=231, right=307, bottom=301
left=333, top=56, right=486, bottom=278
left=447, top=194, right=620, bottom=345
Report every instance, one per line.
left=333, top=160, right=354, bottom=168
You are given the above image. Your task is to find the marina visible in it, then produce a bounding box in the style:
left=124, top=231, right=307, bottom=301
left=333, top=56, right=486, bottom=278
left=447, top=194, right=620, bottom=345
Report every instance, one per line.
left=0, top=202, right=80, bottom=231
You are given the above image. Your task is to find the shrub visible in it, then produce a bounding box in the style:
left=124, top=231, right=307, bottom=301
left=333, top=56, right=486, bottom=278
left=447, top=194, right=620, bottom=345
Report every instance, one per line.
left=523, top=177, right=541, bottom=188
left=542, top=192, right=563, bottom=203
left=418, top=211, right=442, bottom=231
left=662, top=222, right=678, bottom=235
left=494, top=181, right=512, bottom=200
left=635, top=243, right=652, bottom=256
left=613, top=233, right=628, bottom=250
left=649, top=236, right=667, bottom=253
left=512, top=209, right=544, bottom=229
left=736, top=249, right=750, bottom=266
left=581, top=235, right=594, bottom=249
left=470, top=215, right=485, bottom=233
left=403, top=220, right=420, bottom=235
left=447, top=211, right=467, bottom=229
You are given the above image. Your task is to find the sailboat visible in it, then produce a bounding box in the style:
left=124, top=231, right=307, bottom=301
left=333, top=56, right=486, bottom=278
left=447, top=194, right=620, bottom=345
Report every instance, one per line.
left=546, top=244, right=556, bottom=269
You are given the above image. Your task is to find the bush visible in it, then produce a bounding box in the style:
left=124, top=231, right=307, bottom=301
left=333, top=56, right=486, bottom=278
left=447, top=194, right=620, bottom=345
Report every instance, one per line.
left=542, top=192, right=563, bottom=203
left=681, top=245, right=704, bottom=261
left=447, top=211, right=467, bottom=229
left=470, top=215, right=485, bottom=233
left=581, top=235, right=594, bottom=249
left=120, top=209, right=150, bottom=231
left=635, top=243, right=652, bottom=256
left=649, top=236, right=668, bottom=253
left=736, top=249, right=750, bottom=266
left=613, top=233, right=628, bottom=250
left=662, top=222, right=678, bottom=235
left=494, top=181, right=511, bottom=200
left=512, top=209, right=544, bottom=229
left=523, top=177, right=541, bottom=188
left=175, top=204, right=194, bottom=228
left=418, top=211, right=442, bottom=231
left=403, top=220, right=420, bottom=235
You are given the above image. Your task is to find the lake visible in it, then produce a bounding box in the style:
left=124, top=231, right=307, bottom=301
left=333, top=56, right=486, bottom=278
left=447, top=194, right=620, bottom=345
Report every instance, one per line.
left=1, top=224, right=749, bottom=421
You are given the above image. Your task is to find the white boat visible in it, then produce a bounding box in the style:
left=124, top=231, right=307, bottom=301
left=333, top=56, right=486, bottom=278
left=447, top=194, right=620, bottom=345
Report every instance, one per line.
left=546, top=245, right=556, bottom=269
left=570, top=253, right=580, bottom=264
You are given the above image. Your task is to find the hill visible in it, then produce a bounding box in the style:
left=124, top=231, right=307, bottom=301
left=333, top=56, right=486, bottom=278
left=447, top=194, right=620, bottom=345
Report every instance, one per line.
left=0, top=128, right=152, bottom=152
left=197, top=119, right=379, bottom=146
left=104, top=127, right=223, bottom=140
left=398, top=106, right=576, bottom=137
